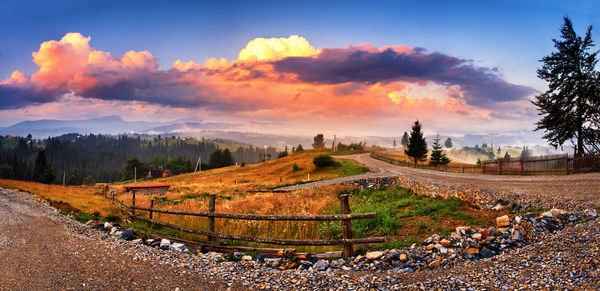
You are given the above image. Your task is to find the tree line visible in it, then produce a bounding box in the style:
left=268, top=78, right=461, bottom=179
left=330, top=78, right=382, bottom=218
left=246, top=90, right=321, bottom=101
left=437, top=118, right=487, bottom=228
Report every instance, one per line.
left=0, top=133, right=280, bottom=184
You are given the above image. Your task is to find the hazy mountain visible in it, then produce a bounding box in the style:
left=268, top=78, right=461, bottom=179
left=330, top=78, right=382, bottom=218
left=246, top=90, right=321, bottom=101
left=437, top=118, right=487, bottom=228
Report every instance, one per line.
left=0, top=115, right=230, bottom=138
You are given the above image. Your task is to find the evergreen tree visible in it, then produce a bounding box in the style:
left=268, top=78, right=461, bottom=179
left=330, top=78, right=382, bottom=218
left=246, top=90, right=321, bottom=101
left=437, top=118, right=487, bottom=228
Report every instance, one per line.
left=122, top=158, right=145, bottom=181
left=167, top=156, right=193, bottom=174
left=393, top=140, right=397, bottom=148
left=504, top=152, right=511, bottom=159
left=312, top=134, right=325, bottom=148
left=33, top=150, right=49, bottom=182
left=296, top=144, right=304, bottom=152
left=68, top=174, right=79, bottom=185
left=444, top=138, right=452, bottom=148
left=0, top=163, right=14, bottom=179
left=476, top=158, right=482, bottom=167
left=430, top=135, right=451, bottom=166
left=41, top=167, right=55, bottom=184
left=82, top=175, right=95, bottom=186
left=405, top=120, right=428, bottom=165
left=533, top=17, right=600, bottom=155
left=401, top=132, right=409, bottom=148
left=497, top=146, right=501, bottom=154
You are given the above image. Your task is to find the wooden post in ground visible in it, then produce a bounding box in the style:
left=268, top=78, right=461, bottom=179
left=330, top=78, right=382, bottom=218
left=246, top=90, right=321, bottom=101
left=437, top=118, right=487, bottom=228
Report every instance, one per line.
left=462, top=165, right=465, bottom=173
left=149, top=199, right=154, bottom=220
left=208, top=194, right=216, bottom=242
left=566, top=156, right=570, bottom=174
left=520, top=158, right=524, bottom=175
left=497, top=158, right=502, bottom=175
left=131, top=190, right=136, bottom=215
left=340, top=194, right=353, bottom=259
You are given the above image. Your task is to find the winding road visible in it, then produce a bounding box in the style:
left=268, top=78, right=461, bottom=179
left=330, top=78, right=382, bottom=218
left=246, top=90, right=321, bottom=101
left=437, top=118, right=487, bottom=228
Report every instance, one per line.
left=279, top=153, right=600, bottom=209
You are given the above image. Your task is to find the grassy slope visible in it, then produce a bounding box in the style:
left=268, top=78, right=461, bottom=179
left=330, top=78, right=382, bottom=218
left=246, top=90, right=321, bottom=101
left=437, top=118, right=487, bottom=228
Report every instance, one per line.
left=0, top=149, right=504, bottom=253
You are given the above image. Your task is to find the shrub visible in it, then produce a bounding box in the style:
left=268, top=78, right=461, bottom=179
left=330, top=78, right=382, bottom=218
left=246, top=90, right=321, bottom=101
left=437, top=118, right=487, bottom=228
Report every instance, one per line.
left=313, top=155, right=339, bottom=168
left=292, top=163, right=300, bottom=171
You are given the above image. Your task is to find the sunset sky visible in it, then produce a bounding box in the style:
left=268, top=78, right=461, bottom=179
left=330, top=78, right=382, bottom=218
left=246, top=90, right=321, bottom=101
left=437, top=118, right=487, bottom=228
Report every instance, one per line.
left=1, top=0, right=599, bottom=137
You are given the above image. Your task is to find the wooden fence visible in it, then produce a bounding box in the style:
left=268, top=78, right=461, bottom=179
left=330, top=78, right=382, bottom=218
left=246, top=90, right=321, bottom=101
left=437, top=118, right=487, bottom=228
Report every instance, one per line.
left=371, top=152, right=600, bottom=175
left=115, top=191, right=383, bottom=258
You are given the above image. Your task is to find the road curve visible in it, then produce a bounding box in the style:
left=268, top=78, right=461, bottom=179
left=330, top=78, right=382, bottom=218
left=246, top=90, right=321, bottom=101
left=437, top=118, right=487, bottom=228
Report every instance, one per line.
left=279, top=153, right=600, bottom=209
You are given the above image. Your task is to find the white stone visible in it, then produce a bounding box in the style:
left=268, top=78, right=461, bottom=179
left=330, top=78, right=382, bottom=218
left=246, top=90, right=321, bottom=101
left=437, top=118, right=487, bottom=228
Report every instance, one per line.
left=159, top=239, right=171, bottom=249
left=103, top=222, right=112, bottom=230
left=109, top=227, right=118, bottom=235
left=170, top=242, right=186, bottom=252
left=514, top=216, right=522, bottom=224
left=492, top=204, right=503, bottom=211
left=131, top=239, right=142, bottom=244
left=366, top=251, right=383, bottom=260
left=241, top=255, right=253, bottom=261
left=541, top=211, right=554, bottom=218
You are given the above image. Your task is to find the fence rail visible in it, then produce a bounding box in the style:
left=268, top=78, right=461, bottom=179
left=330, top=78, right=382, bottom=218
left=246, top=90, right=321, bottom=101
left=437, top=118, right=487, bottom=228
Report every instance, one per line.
left=371, top=152, right=600, bottom=175
left=120, top=191, right=383, bottom=258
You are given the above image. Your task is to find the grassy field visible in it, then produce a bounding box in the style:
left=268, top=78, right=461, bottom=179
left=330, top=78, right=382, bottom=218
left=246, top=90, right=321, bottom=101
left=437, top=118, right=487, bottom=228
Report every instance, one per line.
left=0, top=149, right=505, bottom=253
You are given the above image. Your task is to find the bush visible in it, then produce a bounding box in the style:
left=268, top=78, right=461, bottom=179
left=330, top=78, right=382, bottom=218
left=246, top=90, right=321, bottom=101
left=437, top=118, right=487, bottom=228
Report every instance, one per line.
left=292, top=163, right=300, bottom=171
left=313, top=155, right=340, bottom=168
left=82, top=175, right=95, bottom=186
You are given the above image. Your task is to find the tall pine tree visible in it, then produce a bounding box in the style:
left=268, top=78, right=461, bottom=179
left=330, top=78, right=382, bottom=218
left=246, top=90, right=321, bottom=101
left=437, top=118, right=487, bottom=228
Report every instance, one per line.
left=405, top=121, right=428, bottom=165
left=429, top=134, right=451, bottom=166
left=533, top=17, right=600, bottom=155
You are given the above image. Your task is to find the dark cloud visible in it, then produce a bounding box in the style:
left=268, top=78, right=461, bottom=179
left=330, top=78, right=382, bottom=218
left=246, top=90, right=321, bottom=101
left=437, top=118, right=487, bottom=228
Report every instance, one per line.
left=0, top=84, right=62, bottom=110
left=273, top=47, right=536, bottom=107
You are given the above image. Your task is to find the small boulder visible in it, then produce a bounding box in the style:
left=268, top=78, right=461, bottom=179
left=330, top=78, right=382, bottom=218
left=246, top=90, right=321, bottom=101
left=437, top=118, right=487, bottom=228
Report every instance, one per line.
left=399, top=254, right=407, bottom=262
left=471, top=233, right=482, bottom=240
left=314, top=259, right=330, bottom=271
left=121, top=229, right=134, bottom=240
left=541, top=211, right=554, bottom=218
left=550, top=208, right=567, bottom=216
left=465, top=248, right=479, bottom=255
left=511, top=229, right=521, bottom=241
left=170, top=243, right=186, bottom=252
left=131, top=238, right=142, bottom=244
left=366, top=251, right=383, bottom=260
left=480, top=248, right=495, bottom=259
left=496, top=215, right=510, bottom=227
left=455, top=226, right=470, bottom=232
left=159, top=239, right=171, bottom=250
left=439, top=239, right=451, bottom=247
left=241, top=255, right=253, bottom=261
left=103, top=222, right=113, bottom=230
left=492, top=204, right=503, bottom=211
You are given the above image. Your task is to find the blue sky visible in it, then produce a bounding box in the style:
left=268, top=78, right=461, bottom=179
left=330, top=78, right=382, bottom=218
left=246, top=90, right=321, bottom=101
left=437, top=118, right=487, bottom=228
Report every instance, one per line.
left=0, top=0, right=598, bottom=136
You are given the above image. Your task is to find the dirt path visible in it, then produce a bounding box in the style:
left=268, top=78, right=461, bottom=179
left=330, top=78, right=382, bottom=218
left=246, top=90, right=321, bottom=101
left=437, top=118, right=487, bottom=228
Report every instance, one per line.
left=279, top=153, right=600, bottom=209
left=0, top=187, right=225, bottom=290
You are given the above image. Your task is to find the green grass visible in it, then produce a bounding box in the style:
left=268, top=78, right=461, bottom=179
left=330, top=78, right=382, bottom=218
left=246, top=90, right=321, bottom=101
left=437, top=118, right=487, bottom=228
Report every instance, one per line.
left=334, top=160, right=370, bottom=176
left=319, top=186, right=485, bottom=252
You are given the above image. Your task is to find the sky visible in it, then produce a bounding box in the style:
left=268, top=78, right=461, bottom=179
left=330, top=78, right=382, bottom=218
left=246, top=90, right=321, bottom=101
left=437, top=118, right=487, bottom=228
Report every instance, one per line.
left=0, top=0, right=599, bottom=137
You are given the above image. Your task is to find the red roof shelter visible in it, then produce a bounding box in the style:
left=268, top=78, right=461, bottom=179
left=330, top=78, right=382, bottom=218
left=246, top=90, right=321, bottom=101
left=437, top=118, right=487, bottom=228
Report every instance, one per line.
left=123, top=183, right=171, bottom=195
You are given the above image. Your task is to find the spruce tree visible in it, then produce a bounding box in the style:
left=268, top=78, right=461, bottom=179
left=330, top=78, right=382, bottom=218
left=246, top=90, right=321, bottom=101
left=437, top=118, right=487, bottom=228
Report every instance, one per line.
left=533, top=17, right=600, bottom=155
left=444, top=138, right=452, bottom=148
left=430, top=134, right=451, bottom=166
left=401, top=132, right=409, bottom=148
left=405, top=120, right=428, bottom=165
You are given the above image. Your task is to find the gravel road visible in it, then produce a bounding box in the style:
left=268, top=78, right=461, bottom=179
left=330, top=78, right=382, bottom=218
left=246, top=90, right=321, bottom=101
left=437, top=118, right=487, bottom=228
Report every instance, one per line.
left=0, top=188, right=226, bottom=290
left=279, top=154, right=600, bottom=210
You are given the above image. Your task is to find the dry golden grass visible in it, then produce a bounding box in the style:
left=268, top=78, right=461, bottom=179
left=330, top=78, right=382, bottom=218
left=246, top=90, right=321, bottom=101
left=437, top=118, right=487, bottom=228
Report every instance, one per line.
left=0, top=150, right=367, bottom=252
left=0, top=179, right=116, bottom=216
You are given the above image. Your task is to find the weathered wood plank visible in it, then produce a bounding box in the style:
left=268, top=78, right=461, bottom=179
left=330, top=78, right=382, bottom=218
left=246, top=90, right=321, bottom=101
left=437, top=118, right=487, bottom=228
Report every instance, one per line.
left=130, top=206, right=378, bottom=221
left=133, top=215, right=385, bottom=246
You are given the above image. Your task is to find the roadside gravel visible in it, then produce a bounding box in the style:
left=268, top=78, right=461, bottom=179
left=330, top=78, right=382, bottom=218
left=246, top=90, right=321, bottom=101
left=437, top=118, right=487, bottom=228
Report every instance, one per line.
left=281, top=153, right=600, bottom=210
left=0, top=188, right=226, bottom=290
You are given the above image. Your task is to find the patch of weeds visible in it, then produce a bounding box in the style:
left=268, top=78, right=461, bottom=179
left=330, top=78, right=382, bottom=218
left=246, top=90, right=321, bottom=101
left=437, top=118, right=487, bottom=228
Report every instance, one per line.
left=73, top=211, right=101, bottom=223
left=414, top=221, right=428, bottom=231
left=318, top=221, right=342, bottom=239
left=351, top=203, right=403, bottom=236
left=292, top=163, right=301, bottom=171
left=103, top=214, right=122, bottom=224
left=180, top=193, right=201, bottom=200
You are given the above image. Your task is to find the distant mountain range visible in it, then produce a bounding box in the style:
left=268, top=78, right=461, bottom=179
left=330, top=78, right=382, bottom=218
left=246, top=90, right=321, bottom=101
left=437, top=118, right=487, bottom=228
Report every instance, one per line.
left=0, top=115, right=232, bottom=138
left=0, top=115, right=559, bottom=152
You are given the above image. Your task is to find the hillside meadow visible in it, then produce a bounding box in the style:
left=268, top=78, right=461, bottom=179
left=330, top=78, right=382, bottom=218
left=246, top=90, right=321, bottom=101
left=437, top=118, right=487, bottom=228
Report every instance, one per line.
left=0, top=149, right=503, bottom=253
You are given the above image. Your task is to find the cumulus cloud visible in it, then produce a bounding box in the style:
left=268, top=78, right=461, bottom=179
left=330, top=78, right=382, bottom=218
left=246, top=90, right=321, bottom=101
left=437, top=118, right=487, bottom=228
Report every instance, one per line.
left=0, top=32, right=536, bottom=133
left=272, top=46, right=536, bottom=108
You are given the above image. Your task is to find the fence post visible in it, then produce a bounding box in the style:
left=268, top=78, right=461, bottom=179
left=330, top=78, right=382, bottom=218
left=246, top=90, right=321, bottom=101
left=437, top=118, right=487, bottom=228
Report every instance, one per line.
left=497, top=158, right=501, bottom=175
left=340, top=194, right=353, bottom=259
left=208, top=194, right=216, bottom=242
left=131, top=190, right=136, bottom=215
left=482, top=162, right=486, bottom=174
left=149, top=199, right=154, bottom=220
left=566, top=156, right=570, bottom=174
left=462, top=165, right=465, bottom=173
left=520, top=158, right=524, bottom=175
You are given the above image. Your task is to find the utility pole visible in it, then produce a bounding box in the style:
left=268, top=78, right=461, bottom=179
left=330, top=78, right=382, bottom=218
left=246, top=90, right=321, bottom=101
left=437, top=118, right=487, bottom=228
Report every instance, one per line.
left=195, top=156, right=202, bottom=172
left=63, top=171, right=65, bottom=186
left=134, top=167, right=137, bottom=183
